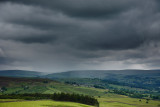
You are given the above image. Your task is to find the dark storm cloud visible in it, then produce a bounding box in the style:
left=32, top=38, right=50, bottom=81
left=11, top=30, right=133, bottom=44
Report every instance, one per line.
left=0, top=0, right=137, bottom=19
left=0, top=0, right=158, bottom=48
left=68, top=24, right=145, bottom=50
left=15, top=35, right=56, bottom=44
left=0, top=0, right=160, bottom=72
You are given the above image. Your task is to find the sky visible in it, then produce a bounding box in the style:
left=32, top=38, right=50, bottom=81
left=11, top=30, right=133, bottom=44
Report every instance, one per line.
left=0, top=0, right=160, bottom=73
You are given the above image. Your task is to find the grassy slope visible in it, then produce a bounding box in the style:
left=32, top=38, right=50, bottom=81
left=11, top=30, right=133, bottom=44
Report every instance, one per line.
left=98, top=94, right=160, bottom=107
left=0, top=95, right=160, bottom=107
left=3, top=82, right=106, bottom=96
left=0, top=100, right=93, bottom=107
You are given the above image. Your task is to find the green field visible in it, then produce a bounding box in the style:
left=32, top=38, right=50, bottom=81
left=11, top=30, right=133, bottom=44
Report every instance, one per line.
left=98, top=94, right=160, bottom=107
left=0, top=99, right=93, bottom=107
left=0, top=95, right=160, bottom=107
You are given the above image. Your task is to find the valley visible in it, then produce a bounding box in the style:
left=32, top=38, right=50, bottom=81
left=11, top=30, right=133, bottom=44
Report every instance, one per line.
left=0, top=71, right=160, bottom=107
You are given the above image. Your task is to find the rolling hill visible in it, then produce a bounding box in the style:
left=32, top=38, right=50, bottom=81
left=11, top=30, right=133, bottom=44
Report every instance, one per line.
left=0, top=76, right=160, bottom=107
left=0, top=69, right=160, bottom=97
left=45, top=70, right=160, bottom=93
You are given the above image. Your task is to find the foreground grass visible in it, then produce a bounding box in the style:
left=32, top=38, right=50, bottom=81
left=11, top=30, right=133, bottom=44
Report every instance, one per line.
left=0, top=100, right=94, bottom=107
left=1, top=94, right=160, bottom=107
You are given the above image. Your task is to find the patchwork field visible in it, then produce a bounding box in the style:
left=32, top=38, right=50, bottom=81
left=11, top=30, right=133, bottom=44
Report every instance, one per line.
left=0, top=77, right=106, bottom=97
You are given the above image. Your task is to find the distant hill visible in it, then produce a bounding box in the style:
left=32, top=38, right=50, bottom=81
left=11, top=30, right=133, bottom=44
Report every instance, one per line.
left=0, top=70, right=42, bottom=77
left=45, top=70, right=160, bottom=79
left=1, top=69, right=160, bottom=78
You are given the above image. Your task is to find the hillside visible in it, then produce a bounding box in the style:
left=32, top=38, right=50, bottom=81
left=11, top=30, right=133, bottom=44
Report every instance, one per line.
left=0, top=100, right=94, bottom=107
left=0, top=76, right=106, bottom=96
left=45, top=70, right=160, bottom=91
left=0, top=69, right=160, bottom=97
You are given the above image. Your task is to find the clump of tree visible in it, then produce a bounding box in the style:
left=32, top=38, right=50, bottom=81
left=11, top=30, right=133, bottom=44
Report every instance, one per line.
left=109, top=89, right=145, bottom=99
left=146, top=99, right=150, bottom=104
left=0, top=93, right=99, bottom=107
left=93, top=85, right=105, bottom=89
left=0, top=87, right=7, bottom=93
left=151, top=95, right=160, bottom=100
left=52, top=93, right=99, bottom=106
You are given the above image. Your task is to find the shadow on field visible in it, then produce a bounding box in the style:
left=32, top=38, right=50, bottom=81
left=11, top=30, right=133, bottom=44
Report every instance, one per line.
left=105, top=101, right=137, bottom=106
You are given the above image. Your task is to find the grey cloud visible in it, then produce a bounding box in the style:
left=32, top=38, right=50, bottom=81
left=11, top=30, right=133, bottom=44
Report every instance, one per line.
left=0, top=57, right=13, bottom=65
left=0, top=0, right=139, bottom=19
left=0, top=48, right=14, bottom=66
left=0, top=0, right=160, bottom=72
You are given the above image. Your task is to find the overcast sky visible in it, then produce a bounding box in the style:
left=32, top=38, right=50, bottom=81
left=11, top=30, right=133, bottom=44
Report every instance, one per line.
left=0, top=0, right=160, bottom=72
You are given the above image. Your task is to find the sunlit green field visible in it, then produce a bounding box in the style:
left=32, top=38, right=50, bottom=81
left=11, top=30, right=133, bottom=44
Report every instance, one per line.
left=0, top=100, right=94, bottom=107
left=0, top=94, right=160, bottom=107
left=98, top=94, right=160, bottom=107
